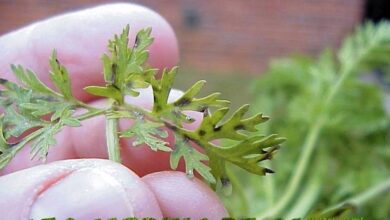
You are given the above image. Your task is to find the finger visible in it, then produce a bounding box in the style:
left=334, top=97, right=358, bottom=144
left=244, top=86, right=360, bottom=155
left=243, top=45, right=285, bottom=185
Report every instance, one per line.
left=143, top=171, right=228, bottom=219
left=0, top=3, right=179, bottom=101
left=0, top=159, right=162, bottom=219
left=0, top=89, right=204, bottom=176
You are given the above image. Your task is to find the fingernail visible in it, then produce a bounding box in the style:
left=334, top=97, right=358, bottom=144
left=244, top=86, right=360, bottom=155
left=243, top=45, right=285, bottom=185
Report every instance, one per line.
left=30, top=168, right=134, bottom=219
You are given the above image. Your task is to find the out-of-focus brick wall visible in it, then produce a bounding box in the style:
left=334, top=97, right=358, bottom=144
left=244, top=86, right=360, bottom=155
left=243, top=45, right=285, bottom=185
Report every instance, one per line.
left=0, top=0, right=364, bottom=74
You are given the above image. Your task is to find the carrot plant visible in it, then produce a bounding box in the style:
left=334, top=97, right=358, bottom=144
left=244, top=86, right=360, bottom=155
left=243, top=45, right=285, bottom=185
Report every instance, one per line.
left=222, top=21, right=390, bottom=219
left=0, top=25, right=284, bottom=189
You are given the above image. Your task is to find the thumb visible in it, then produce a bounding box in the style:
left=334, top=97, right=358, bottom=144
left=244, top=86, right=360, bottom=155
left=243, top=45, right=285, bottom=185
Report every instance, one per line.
left=0, top=159, right=162, bottom=219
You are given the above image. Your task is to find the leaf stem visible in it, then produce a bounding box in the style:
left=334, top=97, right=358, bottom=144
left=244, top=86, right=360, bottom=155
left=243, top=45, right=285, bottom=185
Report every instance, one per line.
left=76, top=108, right=106, bottom=121
left=106, top=104, right=121, bottom=163
left=123, top=103, right=153, bottom=118
left=74, top=100, right=99, bottom=111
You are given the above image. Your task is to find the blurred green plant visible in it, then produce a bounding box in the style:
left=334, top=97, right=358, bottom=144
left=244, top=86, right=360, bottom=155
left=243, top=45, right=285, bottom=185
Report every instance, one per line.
left=221, top=21, right=390, bottom=219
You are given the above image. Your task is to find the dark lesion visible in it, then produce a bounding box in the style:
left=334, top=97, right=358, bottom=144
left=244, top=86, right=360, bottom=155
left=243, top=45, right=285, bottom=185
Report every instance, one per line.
left=198, top=129, right=206, bottom=136
left=221, top=177, right=230, bottom=186
left=233, top=124, right=245, bottom=131
left=174, top=97, right=191, bottom=107
left=264, top=168, right=275, bottom=174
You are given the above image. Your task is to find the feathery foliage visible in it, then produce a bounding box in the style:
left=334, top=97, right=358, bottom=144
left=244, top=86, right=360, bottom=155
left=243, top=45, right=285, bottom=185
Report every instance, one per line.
left=0, top=25, right=283, bottom=187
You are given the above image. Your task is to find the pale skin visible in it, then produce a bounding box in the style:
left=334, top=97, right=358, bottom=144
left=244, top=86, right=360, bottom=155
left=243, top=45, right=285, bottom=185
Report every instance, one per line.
left=0, top=3, right=228, bottom=219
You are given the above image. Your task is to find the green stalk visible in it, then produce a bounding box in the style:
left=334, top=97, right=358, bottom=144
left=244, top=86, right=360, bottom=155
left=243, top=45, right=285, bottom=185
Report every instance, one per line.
left=74, top=99, right=100, bottom=111
left=258, top=118, right=324, bottom=218
left=76, top=109, right=106, bottom=121
left=320, top=177, right=390, bottom=215
left=106, top=115, right=121, bottom=163
left=106, top=101, right=122, bottom=163
left=285, top=174, right=321, bottom=219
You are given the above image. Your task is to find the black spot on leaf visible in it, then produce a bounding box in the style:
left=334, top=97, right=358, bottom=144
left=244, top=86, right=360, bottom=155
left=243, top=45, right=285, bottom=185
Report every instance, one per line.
left=174, top=98, right=191, bottom=107
left=234, top=124, right=245, bottom=130
left=221, top=177, right=230, bottom=186
left=264, top=168, right=275, bottom=174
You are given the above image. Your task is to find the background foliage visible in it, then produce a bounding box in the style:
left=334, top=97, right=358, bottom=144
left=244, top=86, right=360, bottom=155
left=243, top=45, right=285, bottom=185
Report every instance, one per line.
left=219, top=21, right=390, bottom=219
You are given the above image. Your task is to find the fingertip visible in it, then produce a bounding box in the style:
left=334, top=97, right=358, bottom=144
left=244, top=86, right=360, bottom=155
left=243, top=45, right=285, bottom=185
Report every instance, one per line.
left=142, top=171, right=228, bottom=219
left=30, top=167, right=136, bottom=219
left=0, top=159, right=163, bottom=219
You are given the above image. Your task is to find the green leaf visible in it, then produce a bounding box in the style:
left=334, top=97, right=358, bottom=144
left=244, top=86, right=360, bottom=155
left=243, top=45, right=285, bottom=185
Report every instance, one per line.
left=151, top=67, right=178, bottom=114
left=62, top=118, right=81, bottom=127
left=30, top=123, right=62, bottom=160
left=0, top=51, right=88, bottom=169
left=215, top=136, right=282, bottom=175
left=84, top=85, right=123, bottom=103
left=103, top=25, right=154, bottom=94
left=2, top=107, right=44, bottom=138
left=92, top=26, right=155, bottom=102
left=175, top=105, right=284, bottom=183
left=0, top=128, right=45, bottom=170
left=124, top=73, right=153, bottom=97
left=0, top=78, right=42, bottom=109
left=194, top=105, right=269, bottom=141
left=172, top=80, right=230, bottom=111
left=0, top=116, right=9, bottom=152
left=134, top=27, right=154, bottom=52
left=151, top=68, right=229, bottom=124
left=120, top=118, right=171, bottom=152
left=11, top=65, right=58, bottom=96
left=171, top=134, right=216, bottom=183
left=57, top=106, right=81, bottom=127
left=20, top=100, right=71, bottom=118
left=0, top=74, right=79, bottom=167
left=102, top=54, right=115, bottom=84
left=49, top=50, right=74, bottom=100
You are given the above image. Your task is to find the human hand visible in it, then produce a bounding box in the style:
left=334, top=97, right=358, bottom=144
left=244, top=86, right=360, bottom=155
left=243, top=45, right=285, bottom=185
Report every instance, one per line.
left=0, top=3, right=227, bottom=219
